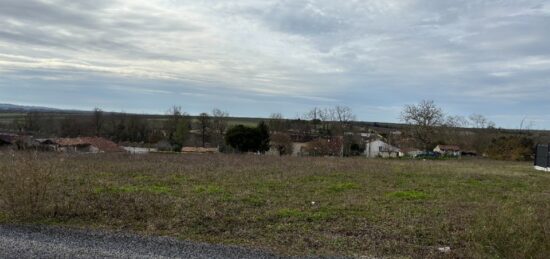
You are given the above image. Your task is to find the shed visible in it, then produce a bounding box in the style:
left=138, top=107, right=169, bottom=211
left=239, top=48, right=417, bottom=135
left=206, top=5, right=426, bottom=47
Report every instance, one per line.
left=535, top=144, right=550, bottom=172
left=364, top=139, right=400, bottom=158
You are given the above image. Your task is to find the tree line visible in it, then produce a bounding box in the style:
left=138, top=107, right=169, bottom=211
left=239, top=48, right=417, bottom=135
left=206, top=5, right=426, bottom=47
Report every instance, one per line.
left=4, top=102, right=546, bottom=160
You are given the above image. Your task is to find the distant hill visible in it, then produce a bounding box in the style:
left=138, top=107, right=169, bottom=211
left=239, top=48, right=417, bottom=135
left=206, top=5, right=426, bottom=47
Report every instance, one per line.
left=0, top=103, right=63, bottom=112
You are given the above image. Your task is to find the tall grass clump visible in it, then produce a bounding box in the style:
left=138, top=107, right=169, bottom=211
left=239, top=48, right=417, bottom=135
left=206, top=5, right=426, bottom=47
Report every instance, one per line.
left=0, top=152, right=57, bottom=219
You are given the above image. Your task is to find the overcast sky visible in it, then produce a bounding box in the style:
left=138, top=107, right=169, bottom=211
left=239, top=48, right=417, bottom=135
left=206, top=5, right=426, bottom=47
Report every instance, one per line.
left=1, top=0, right=550, bottom=128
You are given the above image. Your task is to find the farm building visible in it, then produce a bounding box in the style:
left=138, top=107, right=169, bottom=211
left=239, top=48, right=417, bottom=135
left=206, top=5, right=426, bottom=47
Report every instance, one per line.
left=122, top=146, right=158, bottom=154
left=181, top=147, right=219, bottom=154
left=364, top=139, right=400, bottom=158
left=535, top=144, right=550, bottom=172
left=34, top=138, right=59, bottom=151
left=56, top=137, right=123, bottom=153
left=434, top=145, right=461, bottom=157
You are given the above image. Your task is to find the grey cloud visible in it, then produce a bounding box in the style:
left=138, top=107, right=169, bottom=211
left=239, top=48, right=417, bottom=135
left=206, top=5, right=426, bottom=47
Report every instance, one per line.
left=1, top=0, right=550, bottom=128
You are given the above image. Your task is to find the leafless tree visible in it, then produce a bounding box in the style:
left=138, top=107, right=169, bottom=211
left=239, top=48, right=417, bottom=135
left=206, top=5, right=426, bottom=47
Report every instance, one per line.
left=469, top=114, right=495, bottom=129
left=165, top=106, right=182, bottom=138
left=198, top=112, right=211, bottom=147
left=211, top=108, right=229, bottom=136
left=332, top=105, right=356, bottom=131
left=92, top=108, right=104, bottom=136
left=270, top=132, right=293, bottom=156
left=269, top=113, right=287, bottom=133
left=23, top=112, right=42, bottom=133
left=445, top=115, right=469, bottom=128
left=400, top=100, right=445, bottom=150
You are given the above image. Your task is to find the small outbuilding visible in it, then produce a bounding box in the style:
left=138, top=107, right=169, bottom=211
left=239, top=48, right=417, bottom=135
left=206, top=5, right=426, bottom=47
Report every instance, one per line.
left=434, top=145, right=461, bottom=157
left=535, top=144, right=550, bottom=172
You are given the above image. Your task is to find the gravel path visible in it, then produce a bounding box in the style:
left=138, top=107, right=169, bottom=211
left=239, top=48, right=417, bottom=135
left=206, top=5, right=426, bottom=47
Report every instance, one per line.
left=0, top=225, right=283, bottom=259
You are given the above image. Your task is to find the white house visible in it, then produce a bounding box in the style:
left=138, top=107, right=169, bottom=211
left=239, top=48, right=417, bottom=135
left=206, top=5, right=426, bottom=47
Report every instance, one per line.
left=364, top=140, right=400, bottom=158
left=123, top=146, right=158, bottom=154
left=434, top=145, right=461, bottom=157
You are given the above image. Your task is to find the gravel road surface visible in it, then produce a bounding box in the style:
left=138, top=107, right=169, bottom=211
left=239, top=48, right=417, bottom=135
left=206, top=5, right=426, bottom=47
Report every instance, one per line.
left=0, top=225, right=283, bottom=259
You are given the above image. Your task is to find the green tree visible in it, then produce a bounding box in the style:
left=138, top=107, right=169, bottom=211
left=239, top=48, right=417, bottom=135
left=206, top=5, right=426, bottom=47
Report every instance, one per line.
left=225, top=122, right=270, bottom=153
left=257, top=121, right=270, bottom=153
left=174, top=119, right=190, bottom=148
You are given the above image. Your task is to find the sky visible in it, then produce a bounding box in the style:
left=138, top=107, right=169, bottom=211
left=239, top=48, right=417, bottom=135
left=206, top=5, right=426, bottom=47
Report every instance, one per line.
left=1, top=0, right=550, bottom=129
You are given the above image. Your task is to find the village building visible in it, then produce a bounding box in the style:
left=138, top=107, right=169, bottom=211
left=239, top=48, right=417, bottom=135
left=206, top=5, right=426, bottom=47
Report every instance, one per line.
left=56, top=137, right=123, bottom=153
left=434, top=145, right=461, bottom=157
left=364, top=139, right=400, bottom=158
left=34, top=138, right=59, bottom=152
left=181, top=147, right=219, bottom=154
left=122, top=146, right=159, bottom=154
left=399, top=147, right=423, bottom=158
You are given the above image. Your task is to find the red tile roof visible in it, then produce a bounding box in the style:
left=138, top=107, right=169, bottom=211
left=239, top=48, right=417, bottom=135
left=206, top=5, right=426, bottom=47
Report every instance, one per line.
left=56, top=137, right=123, bottom=152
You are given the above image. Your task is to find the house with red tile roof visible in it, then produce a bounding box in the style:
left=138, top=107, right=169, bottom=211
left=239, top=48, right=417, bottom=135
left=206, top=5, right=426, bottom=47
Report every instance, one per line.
left=56, top=137, right=123, bottom=153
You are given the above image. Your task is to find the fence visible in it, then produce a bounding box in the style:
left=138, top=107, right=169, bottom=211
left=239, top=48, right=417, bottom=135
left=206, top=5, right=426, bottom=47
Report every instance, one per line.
left=535, top=144, right=550, bottom=171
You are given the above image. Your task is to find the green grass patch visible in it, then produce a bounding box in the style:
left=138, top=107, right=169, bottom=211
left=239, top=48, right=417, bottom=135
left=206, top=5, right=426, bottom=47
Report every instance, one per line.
left=194, top=184, right=224, bottom=194
left=2, top=153, right=546, bottom=258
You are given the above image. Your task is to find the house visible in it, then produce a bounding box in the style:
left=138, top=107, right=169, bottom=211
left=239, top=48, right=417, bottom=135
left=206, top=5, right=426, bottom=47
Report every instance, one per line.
left=434, top=145, right=461, bottom=156
left=123, top=146, right=158, bottom=154
left=181, top=147, right=219, bottom=154
left=364, top=140, right=400, bottom=158
left=535, top=144, right=550, bottom=172
left=292, top=142, right=309, bottom=157
left=56, top=137, right=123, bottom=153
left=34, top=138, right=59, bottom=151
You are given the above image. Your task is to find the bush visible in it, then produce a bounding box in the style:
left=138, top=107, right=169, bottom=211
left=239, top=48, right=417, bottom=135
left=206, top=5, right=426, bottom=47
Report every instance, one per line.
left=0, top=152, right=56, bottom=219
left=225, top=122, right=270, bottom=153
left=487, top=136, right=534, bottom=161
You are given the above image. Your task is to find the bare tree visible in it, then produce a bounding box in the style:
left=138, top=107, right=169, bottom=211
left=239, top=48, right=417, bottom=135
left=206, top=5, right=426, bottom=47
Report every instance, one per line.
left=92, top=108, right=104, bottom=136
left=519, top=117, right=535, bottom=132
left=269, top=113, right=287, bottom=133
left=469, top=114, right=495, bottom=129
left=211, top=108, right=229, bottom=136
left=400, top=100, right=445, bottom=151
left=332, top=105, right=356, bottom=132
left=23, top=112, right=42, bottom=133
left=165, top=106, right=183, bottom=142
left=198, top=112, right=211, bottom=147
left=445, top=115, right=469, bottom=128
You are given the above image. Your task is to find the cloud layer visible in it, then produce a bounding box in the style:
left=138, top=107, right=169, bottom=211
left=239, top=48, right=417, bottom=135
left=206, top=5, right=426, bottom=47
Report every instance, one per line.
left=1, top=0, right=550, bottom=128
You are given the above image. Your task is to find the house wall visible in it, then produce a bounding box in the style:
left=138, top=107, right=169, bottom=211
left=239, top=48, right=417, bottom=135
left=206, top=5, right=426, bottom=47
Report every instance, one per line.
left=123, top=146, right=158, bottom=154
left=292, top=143, right=308, bottom=157
left=365, top=140, right=399, bottom=158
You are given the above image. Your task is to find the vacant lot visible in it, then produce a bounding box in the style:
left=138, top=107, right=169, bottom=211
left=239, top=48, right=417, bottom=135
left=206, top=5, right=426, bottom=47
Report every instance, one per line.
left=0, top=153, right=549, bottom=258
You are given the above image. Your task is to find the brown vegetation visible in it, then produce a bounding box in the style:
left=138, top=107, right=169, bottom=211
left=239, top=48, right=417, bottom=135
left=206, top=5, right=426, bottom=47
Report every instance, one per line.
left=1, top=153, right=549, bottom=258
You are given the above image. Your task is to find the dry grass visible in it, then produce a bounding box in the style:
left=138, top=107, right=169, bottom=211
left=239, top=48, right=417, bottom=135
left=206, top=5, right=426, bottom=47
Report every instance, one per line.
left=1, top=152, right=549, bottom=258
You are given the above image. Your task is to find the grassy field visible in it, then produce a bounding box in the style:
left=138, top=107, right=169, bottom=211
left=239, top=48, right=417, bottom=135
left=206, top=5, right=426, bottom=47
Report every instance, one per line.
left=0, top=153, right=549, bottom=258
